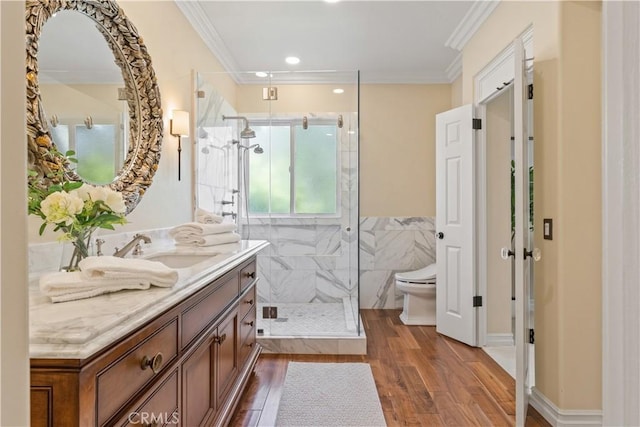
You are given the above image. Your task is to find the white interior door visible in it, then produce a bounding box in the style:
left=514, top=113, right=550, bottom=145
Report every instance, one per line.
left=435, top=104, right=476, bottom=347
left=513, top=36, right=531, bottom=426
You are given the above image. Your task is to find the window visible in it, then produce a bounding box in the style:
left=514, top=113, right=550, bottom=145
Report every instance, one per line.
left=248, top=121, right=338, bottom=215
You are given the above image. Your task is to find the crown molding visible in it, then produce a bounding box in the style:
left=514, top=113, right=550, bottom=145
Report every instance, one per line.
left=445, top=52, right=462, bottom=82
left=445, top=0, right=501, bottom=51
left=174, top=0, right=244, bottom=83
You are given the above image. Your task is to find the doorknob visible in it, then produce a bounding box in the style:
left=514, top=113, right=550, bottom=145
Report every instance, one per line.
left=524, top=248, right=542, bottom=261
left=500, top=247, right=515, bottom=260
left=436, top=232, right=444, bottom=240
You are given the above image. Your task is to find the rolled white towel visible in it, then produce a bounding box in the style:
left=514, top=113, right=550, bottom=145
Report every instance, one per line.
left=40, top=271, right=153, bottom=303
left=195, top=208, right=223, bottom=224
left=174, top=232, right=241, bottom=247
left=78, top=256, right=179, bottom=287
left=169, top=222, right=236, bottom=238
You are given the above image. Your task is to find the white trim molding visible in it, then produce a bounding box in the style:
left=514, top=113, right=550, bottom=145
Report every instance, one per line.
left=485, top=333, right=514, bottom=347
left=602, top=2, right=640, bottom=426
left=445, top=52, right=463, bottom=83
left=445, top=0, right=501, bottom=51
left=174, top=0, right=243, bottom=83
left=530, top=388, right=603, bottom=427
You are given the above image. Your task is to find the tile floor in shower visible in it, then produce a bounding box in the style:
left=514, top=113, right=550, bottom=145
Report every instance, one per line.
left=256, top=296, right=359, bottom=337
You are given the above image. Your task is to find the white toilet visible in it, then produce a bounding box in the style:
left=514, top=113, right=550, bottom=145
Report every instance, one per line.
left=395, top=263, right=437, bottom=325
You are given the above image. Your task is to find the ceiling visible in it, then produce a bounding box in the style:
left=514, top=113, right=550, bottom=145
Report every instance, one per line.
left=177, top=0, right=500, bottom=84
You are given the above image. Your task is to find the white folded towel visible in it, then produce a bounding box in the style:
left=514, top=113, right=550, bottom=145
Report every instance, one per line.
left=39, top=256, right=180, bottom=303
left=40, top=271, right=152, bottom=303
left=169, top=222, right=236, bottom=238
left=195, top=208, right=223, bottom=224
left=174, top=232, right=241, bottom=247
left=79, top=256, right=179, bottom=287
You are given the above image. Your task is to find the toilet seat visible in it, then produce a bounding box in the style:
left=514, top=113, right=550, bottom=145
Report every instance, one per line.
left=395, top=263, right=437, bottom=284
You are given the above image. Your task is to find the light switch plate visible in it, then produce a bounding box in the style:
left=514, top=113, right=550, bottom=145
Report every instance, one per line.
left=543, top=218, right=553, bottom=240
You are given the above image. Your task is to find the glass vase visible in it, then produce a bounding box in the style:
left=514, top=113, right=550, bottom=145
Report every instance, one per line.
left=60, top=229, right=95, bottom=272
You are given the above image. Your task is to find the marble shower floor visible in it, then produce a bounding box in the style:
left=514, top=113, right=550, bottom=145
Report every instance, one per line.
left=255, top=298, right=367, bottom=354
left=256, top=298, right=358, bottom=337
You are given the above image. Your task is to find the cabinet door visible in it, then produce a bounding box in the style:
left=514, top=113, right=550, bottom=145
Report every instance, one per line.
left=182, top=333, right=215, bottom=426
left=216, top=309, right=238, bottom=407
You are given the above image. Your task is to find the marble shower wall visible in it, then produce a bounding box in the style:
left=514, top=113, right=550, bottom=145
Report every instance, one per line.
left=359, top=216, right=436, bottom=309
left=241, top=115, right=359, bottom=305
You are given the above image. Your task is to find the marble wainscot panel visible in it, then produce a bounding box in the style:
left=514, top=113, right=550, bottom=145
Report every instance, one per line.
left=359, top=217, right=436, bottom=309
left=239, top=123, right=359, bottom=308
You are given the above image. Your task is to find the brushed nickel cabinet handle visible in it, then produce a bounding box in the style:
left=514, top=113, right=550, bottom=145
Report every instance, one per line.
left=140, top=352, right=164, bottom=374
left=245, top=271, right=256, bottom=279
left=244, top=321, right=254, bottom=327
left=214, top=333, right=227, bottom=344
left=244, top=299, right=254, bottom=305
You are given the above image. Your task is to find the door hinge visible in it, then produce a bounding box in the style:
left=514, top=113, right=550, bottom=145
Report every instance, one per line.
left=472, top=118, right=482, bottom=130
left=473, top=296, right=483, bottom=307
left=529, top=328, right=535, bottom=344
left=528, top=84, right=533, bottom=100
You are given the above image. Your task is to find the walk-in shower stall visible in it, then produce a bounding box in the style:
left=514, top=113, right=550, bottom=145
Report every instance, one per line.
left=194, top=70, right=362, bottom=353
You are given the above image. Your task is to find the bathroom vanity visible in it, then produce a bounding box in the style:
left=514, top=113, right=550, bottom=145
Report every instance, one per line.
left=29, top=241, right=268, bottom=427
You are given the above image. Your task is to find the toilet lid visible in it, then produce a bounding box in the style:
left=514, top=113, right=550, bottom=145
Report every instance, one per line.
left=395, top=263, right=437, bottom=283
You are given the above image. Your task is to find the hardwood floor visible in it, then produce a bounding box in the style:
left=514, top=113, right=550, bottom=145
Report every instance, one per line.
left=230, top=309, right=550, bottom=427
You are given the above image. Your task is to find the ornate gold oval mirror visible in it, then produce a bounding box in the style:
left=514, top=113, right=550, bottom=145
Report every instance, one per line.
left=26, top=0, right=163, bottom=214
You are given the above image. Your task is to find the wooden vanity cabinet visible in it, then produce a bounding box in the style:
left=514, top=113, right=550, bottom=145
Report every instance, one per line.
left=30, top=257, right=261, bottom=427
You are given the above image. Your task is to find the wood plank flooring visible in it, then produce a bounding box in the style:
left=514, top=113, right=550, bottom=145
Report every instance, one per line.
left=230, top=309, right=550, bottom=427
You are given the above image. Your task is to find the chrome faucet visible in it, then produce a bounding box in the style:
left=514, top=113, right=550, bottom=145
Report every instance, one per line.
left=113, top=234, right=151, bottom=258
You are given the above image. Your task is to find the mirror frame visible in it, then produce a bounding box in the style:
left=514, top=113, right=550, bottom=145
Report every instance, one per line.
left=26, top=0, right=163, bottom=213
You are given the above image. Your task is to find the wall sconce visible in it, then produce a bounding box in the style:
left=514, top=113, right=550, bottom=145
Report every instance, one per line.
left=170, top=110, right=189, bottom=181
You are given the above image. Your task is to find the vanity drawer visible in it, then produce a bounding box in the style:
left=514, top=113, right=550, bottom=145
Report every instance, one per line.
left=239, top=285, right=256, bottom=321
left=181, top=275, right=238, bottom=349
left=97, top=318, right=178, bottom=426
left=239, top=309, right=257, bottom=365
left=239, top=260, right=257, bottom=292
left=118, top=368, right=179, bottom=427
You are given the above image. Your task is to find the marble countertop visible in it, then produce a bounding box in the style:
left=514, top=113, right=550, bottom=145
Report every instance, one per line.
left=29, top=239, right=269, bottom=360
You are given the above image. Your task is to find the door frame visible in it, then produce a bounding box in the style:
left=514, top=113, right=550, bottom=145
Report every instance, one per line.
left=602, top=2, right=640, bottom=424
left=474, top=26, right=533, bottom=347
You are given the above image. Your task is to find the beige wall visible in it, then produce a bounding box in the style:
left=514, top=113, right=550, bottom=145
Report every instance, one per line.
left=236, top=82, right=450, bottom=218
left=486, top=90, right=513, bottom=336
left=29, top=1, right=236, bottom=243
left=451, top=75, right=463, bottom=108
left=237, top=84, right=358, bottom=114
left=556, top=1, right=602, bottom=409
left=360, top=84, right=451, bottom=217
left=1, top=1, right=30, bottom=424
left=463, top=0, right=601, bottom=411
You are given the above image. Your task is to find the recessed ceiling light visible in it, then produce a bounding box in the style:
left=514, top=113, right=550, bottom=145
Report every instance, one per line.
left=285, top=56, right=300, bottom=65
left=255, top=72, right=268, bottom=78
left=333, top=88, right=344, bottom=94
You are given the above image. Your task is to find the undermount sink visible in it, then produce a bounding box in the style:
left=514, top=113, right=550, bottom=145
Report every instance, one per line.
left=144, top=252, right=217, bottom=269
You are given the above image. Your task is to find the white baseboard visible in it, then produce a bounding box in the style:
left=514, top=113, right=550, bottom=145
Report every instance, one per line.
left=529, top=387, right=603, bottom=426
left=485, top=333, right=514, bottom=346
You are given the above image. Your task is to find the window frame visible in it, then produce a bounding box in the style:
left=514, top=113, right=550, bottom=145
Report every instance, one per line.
left=247, top=117, right=341, bottom=218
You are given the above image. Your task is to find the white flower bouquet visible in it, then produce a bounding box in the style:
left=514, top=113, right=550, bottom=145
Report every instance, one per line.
left=28, top=172, right=127, bottom=270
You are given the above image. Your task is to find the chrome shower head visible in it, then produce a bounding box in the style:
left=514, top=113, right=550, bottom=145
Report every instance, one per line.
left=240, top=125, right=256, bottom=139
left=239, top=143, right=263, bottom=154
left=222, top=115, right=255, bottom=139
